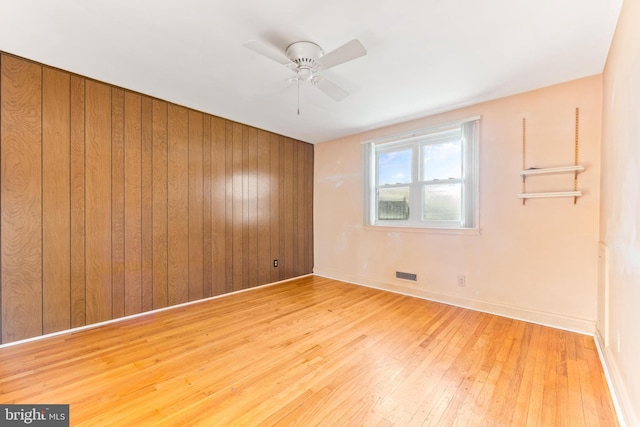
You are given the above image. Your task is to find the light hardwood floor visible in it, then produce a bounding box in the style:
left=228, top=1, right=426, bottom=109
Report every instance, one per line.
left=0, top=276, right=618, bottom=426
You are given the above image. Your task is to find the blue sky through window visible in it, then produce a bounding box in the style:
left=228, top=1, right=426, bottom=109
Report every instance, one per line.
left=377, top=149, right=411, bottom=185
left=422, top=141, right=461, bottom=181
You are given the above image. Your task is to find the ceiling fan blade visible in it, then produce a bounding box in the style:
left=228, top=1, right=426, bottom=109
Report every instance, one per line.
left=243, top=40, right=293, bottom=66
left=317, top=39, right=367, bottom=70
left=312, top=76, right=349, bottom=102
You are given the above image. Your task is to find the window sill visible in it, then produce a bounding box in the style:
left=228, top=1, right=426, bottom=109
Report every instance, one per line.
left=364, top=225, right=481, bottom=236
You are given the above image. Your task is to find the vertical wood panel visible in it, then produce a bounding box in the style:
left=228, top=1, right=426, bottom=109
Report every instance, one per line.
left=202, top=115, right=212, bottom=298
left=0, top=56, right=43, bottom=342
left=40, top=68, right=71, bottom=332
left=151, top=99, right=168, bottom=309
left=278, top=136, right=287, bottom=281
left=42, top=67, right=71, bottom=334
left=124, top=91, right=142, bottom=316
left=167, top=104, right=189, bottom=305
left=232, top=123, right=244, bottom=291
left=269, top=134, right=281, bottom=283
left=296, top=143, right=307, bottom=277
left=224, top=121, right=234, bottom=292
left=188, top=110, right=203, bottom=301
left=242, top=127, right=250, bottom=288
left=248, top=127, right=258, bottom=287
left=141, top=96, right=153, bottom=312
left=84, top=80, right=112, bottom=324
left=306, top=143, right=314, bottom=273
left=211, top=117, right=227, bottom=296
left=299, top=141, right=307, bottom=275
left=282, top=138, right=294, bottom=280
left=292, top=142, right=301, bottom=277
left=257, top=130, right=271, bottom=286
left=70, top=75, right=86, bottom=328
left=292, top=141, right=301, bottom=277
left=111, top=88, right=125, bottom=319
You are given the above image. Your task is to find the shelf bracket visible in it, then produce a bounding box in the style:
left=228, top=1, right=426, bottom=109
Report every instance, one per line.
left=522, top=118, right=526, bottom=205
left=574, top=107, right=579, bottom=204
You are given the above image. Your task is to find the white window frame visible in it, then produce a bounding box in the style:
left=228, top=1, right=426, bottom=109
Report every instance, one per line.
left=364, top=117, right=480, bottom=231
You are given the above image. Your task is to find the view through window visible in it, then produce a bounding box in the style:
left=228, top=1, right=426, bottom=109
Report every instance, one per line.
left=365, top=118, right=479, bottom=229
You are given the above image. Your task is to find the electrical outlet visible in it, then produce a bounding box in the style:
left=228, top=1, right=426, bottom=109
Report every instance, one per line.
left=273, top=259, right=278, bottom=268
left=457, top=275, right=466, bottom=287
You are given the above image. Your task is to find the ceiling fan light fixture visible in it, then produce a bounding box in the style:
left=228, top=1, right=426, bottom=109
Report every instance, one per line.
left=297, top=67, right=313, bottom=81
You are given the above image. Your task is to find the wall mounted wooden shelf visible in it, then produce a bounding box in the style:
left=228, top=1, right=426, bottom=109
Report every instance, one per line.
left=519, top=165, right=584, bottom=177
left=517, top=191, right=582, bottom=199
left=520, top=109, right=583, bottom=204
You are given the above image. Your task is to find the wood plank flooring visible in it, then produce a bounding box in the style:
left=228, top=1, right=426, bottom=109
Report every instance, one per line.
left=0, top=276, right=618, bottom=426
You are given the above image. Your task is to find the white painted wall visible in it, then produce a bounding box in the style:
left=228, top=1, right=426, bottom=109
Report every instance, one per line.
left=314, top=75, right=602, bottom=334
left=599, top=0, right=640, bottom=424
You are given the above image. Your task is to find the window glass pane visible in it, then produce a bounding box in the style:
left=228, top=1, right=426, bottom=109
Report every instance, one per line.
left=378, top=187, right=410, bottom=220
left=422, top=140, right=461, bottom=181
left=423, top=183, right=461, bottom=221
left=377, top=149, right=412, bottom=185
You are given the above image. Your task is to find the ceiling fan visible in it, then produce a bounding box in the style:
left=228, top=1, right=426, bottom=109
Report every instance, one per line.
left=243, top=38, right=367, bottom=102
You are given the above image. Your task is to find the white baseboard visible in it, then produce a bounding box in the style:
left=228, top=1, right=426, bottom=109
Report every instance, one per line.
left=313, top=268, right=595, bottom=335
left=594, top=332, right=637, bottom=427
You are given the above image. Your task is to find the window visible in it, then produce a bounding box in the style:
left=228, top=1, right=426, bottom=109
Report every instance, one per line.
left=364, top=118, right=479, bottom=229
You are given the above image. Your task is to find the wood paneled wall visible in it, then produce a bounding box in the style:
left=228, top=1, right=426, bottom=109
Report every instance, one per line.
left=0, top=53, right=314, bottom=344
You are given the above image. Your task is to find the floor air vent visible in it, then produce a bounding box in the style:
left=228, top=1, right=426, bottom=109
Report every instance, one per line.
left=396, top=271, right=417, bottom=281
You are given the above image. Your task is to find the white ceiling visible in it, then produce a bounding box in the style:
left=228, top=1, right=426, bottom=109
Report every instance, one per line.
left=0, top=0, right=622, bottom=144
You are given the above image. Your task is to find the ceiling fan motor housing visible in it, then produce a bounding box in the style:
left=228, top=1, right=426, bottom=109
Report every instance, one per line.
left=286, top=41, right=323, bottom=80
